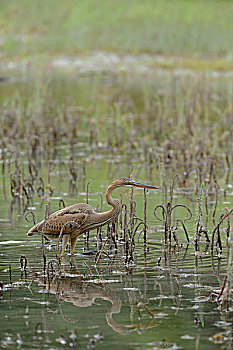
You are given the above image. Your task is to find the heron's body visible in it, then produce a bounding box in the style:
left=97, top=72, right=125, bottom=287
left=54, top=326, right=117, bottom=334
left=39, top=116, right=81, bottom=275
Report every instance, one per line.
left=27, top=178, right=158, bottom=255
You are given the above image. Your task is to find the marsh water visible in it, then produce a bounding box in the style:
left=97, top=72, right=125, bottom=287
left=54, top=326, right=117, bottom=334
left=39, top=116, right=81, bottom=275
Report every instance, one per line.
left=0, top=56, right=233, bottom=349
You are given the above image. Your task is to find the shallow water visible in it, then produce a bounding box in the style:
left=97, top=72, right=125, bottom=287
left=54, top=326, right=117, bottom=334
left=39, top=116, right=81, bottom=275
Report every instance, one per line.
left=1, top=170, right=232, bottom=350
left=0, top=245, right=230, bottom=349
left=0, top=62, right=233, bottom=349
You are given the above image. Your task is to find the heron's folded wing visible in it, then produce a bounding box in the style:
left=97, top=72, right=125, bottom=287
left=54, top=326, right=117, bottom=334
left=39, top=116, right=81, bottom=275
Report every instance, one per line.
left=37, top=212, right=88, bottom=234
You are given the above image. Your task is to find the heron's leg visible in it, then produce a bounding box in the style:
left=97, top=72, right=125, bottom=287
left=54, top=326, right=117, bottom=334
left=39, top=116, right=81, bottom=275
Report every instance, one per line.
left=70, top=236, right=79, bottom=255
left=70, top=256, right=78, bottom=272
left=61, top=234, right=69, bottom=255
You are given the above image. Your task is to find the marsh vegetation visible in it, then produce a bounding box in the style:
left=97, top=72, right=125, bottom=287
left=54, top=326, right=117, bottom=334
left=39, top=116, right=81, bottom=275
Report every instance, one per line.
left=0, top=61, right=232, bottom=349
left=0, top=1, right=233, bottom=349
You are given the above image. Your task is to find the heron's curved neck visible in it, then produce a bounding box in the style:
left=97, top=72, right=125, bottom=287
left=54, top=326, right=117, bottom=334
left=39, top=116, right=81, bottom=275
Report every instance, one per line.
left=106, top=183, right=120, bottom=208
left=101, top=183, right=121, bottom=221
left=84, top=182, right=121, bottom=230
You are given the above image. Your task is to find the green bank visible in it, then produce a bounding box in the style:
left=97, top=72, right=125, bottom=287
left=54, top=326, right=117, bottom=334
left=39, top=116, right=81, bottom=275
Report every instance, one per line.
left=1, top=0, right=233, bottom=60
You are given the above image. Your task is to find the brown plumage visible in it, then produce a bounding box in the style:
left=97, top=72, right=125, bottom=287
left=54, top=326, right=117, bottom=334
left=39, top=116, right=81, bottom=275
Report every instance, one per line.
left=27, top=177, right=158, bottom=255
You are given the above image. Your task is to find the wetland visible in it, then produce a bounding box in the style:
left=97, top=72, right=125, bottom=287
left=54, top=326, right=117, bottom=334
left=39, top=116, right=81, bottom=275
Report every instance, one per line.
left=0, top=54, right=233, bottom=349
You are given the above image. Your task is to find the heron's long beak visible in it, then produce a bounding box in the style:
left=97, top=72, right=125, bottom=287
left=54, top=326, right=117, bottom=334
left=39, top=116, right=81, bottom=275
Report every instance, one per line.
left=128, top=180, right=159, bottom=190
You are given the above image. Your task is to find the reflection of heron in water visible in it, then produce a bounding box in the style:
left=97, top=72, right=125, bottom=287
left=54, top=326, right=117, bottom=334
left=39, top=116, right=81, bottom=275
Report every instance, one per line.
left=27, top=178, right=158, bottom=255
left=44, top=273, right=128, bottom=334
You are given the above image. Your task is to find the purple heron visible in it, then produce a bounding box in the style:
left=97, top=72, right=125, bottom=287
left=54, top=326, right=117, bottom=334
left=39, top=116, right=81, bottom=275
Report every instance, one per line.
left=27, top=178, right=158, bottom=255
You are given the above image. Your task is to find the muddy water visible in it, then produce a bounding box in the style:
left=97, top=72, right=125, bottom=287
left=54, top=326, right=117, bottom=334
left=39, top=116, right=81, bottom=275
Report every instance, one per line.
left=0, top=62, right=233, bottom=349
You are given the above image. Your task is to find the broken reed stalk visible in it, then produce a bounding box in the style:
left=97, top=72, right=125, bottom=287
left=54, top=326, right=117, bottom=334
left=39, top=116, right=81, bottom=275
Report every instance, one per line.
left=172, top=227, right=179, bottom=247
left=212, top=182, right=219, bottom=225
left=119, top=195, right=123, bottom=239
left=154, top=203, right=192, bottom=245
left=20, top=255, right=27, bottom=279
left=25, top=211, right=36, bottom=225
left=211, top=208, right=233, bottom=252
left=195, top=184, right=204, bottom=253
left=41, top=204, right=50, bottom=276
left=9, top=262, right=12, bottom=285
left=137, top=302, right=154, bottom=319
left=166, top=175, right=179, bottom=241
left=126, top=219, right=147, bottom=263
left=176, top=219, right=190, bottom=243
left=204, top=184, right=209, bottom=229
left=95, top=237, right=108, bottom=265
left=1, top=140, right=6, bottom=175
left=97, top=193, right=103, bottom=213
left=217, top=275, right=228, bottom=303
left=216, top=215, right=223, bottom=254
left=129, top=167, right=135, bottom=238
left=198, top=228, right=210, bottom=244
left=114, top=217, right=119, bottom=241
left=174, top=276, right=182, bottom=296
left=106, top=222, right=117, bottom=251
left=46, top=259, right=60, bottom=288
left=28, top=278, right=34, bottom=290
left=82, top=159, right=86, bottom=193
left=121, top=204, right=128, bottom=242
left=59, top=199, right=66, bottom=210
left=195, top=329, right=200, bottom=350
left=84, top=179, right=91, bottom=246
left=153, top=174, right=193, bottom=245
left=68, top=156, right=78, bottom=194
left=226, top=208, right=231, bottom=244
left=37, top=177, right=45, bottom=198
left=143, top=189, right=147, bottom=246
left=157, top=155, right=167, bottom=209
left=166, top=202, right=172, bottom=242
left=133, top=219, right=147, bottom=243
left=111, top=221, right=118, bottom=248
left=48, top=160, right=56, bottom=185
left=86, top=179, right=91, bottom=204
left=33, top=322, right=43, bottom=340
left=226, top=219, right=233, bottom=295
left=96, top=227, right=102, bottom=250
left=82, top=261, right=92, bottom=277
left=129, top=190, right=135, bottom=239
left=170, top=174, right=179, bottom=207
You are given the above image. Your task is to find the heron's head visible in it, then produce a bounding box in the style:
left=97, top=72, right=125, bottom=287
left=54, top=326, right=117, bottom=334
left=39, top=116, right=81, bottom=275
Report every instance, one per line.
left=113, top=178, right=159, bottom=190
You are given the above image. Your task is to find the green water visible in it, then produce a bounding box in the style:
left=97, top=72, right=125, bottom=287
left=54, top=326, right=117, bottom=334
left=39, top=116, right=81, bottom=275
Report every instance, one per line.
left=0, top=214, right=230, bottom=349
left=0, top=64, right=233, bottom=349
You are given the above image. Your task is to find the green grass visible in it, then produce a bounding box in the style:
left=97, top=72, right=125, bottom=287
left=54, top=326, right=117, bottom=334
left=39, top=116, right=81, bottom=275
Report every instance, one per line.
left=0, top=0, right=233, bottom=59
